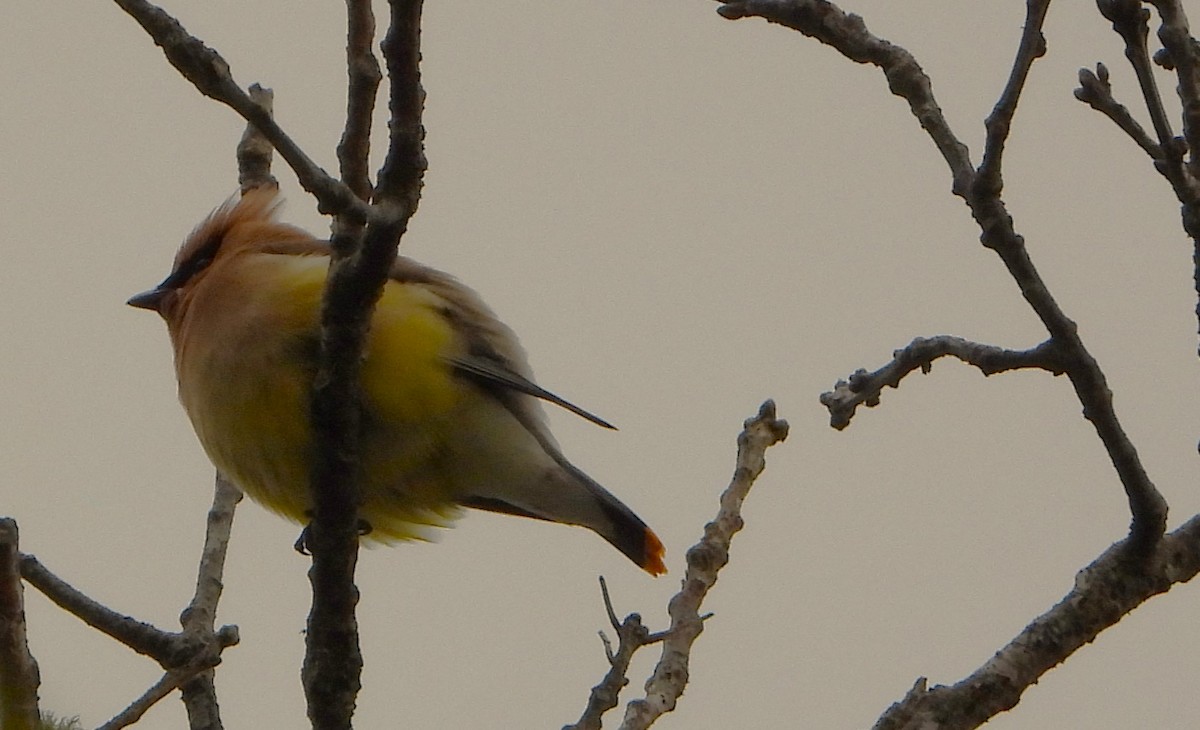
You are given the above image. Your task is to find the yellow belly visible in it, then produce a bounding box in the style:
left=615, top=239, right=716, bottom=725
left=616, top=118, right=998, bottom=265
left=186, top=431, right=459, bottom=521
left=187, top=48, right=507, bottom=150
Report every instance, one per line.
left=177, top=253, right=468, bottom=542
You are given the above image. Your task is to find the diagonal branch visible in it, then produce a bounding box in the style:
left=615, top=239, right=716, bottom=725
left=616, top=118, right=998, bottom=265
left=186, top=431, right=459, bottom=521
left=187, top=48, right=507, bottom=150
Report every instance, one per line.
left=112, top=0, right=368, bottom=222
left=820, top=336, right=1067, bottom=430
left=1074, top=62, right=1163, bottom=159
left=873, top=514, right=1200, bottom=729
left=715, top=0, right=975, bottom=194
left=619, top=401, right=789, bottom=730
left=1099, top=0, right=1176, bottom=147
left=977, top=0, right=1052, bottom=193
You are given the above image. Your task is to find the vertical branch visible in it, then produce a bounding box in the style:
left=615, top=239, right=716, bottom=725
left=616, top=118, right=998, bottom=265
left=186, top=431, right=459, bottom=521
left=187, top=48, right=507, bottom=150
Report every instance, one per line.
left=337, top=0, right=381, bottom=211
left=0, top=519, right=40, bottom=730
left=303, top=1, right=427, bottom=728
left=177, top=476, right=242, bottom=730
left=237, top=84, right=279, bottom=194
left=1147, top=0, right=1200, bottom=174
left=375, top=0, right=428, bottom=206
left=1145, top=0, right=1200, bottom=351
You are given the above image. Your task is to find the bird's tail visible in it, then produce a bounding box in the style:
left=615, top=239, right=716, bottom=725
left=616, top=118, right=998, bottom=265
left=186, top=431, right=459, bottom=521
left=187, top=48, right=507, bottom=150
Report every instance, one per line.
left=559, top=462, right=666, bottom=576
left=461, top=461, right=666, bottom=576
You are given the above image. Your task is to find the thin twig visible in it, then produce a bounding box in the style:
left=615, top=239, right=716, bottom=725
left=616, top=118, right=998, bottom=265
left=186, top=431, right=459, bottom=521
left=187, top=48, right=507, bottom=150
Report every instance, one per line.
left=1148, top=0, right=1200, bottom=177
left=977, top=0, right=1052, bottom=194
left=338, top=0, right=382, bottom=208
left=619, top=401, right=789, bottom=730
left=564, top=578, right=664, bottom=730
left=1144, top=1, right=1200, bottom=350
left=820, top=336, right=1066, bottom=430
left=1099, top=0, right=1176, bottom=147
left=1074, top=62, right=1163, bottom=159
left=20, top=555, right=179, bottom=660
left=20, top=482, right=240, bottom=729
left=177, top=475, right=242, bottom=729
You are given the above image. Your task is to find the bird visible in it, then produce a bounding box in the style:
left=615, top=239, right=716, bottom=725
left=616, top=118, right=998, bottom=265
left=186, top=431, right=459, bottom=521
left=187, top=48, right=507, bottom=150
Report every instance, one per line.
left=128, top=188, right=665, bottom=575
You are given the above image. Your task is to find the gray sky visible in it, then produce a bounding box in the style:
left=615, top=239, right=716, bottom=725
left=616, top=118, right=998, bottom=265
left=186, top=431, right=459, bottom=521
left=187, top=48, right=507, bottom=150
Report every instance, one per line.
left=4, top=1, right=1200, bottom=727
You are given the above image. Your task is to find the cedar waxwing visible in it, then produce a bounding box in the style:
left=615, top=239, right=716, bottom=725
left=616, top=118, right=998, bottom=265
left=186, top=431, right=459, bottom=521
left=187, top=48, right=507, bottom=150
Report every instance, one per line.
left=128, top=189, right=665, bottom=575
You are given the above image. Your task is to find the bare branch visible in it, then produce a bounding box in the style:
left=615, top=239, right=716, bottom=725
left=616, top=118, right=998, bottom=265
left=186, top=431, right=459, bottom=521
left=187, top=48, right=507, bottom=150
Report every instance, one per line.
left=19, top=480, right=241, bottom=729
left=338, top=0, right=382, bottom=209
left=620, top=401, right=789, bottom=730
left=1144, top=1, right=1200, bottom=350
left=1099, top=0, right=1176, bottom=147
left=237, top=84, right=279, bottom=194
left=873, top=514, right=1200, bottom=729
left=301, top=1, right=428, bottom=726
left=977, top=0, right=1051, bottom=194
left=177, top=475, right=243, bottom=729
left=564, top=578, right=664, bottom=730
left=714, top=0, right=975, bottom=195
left=111, top=0, right=368, bottom=221
left=1074, top=62, right=1163, bottom=159
left=1146, top=0, right=1200, bottom=176
left=0, top=518, right=40, bottom=730
left=21, top=554, right=179, bottom=661
left=376, top=0, right=428, bottom=205
left=98, top=663, right=218, bottom=730
left=820, top=336, right=1067, bottom=430
left=731, top=0, right=1168, bottom=550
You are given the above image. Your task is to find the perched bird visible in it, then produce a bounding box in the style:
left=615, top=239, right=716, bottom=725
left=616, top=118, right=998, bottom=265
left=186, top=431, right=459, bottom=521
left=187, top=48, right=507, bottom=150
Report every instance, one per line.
left=128, top=189, right=665, bottom=575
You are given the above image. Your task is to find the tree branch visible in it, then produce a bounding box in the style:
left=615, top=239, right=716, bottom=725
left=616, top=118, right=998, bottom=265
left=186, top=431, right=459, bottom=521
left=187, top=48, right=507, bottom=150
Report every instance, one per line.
left=301, top=1, right=427, bottom=727
left=714, top=0, right=975, bottom=195
left=715, top=0, right=1167, bottom=550
left=820, top=336, right=1067, bottom=430
left=619, top=401, right=789, bottom=729
left=977, top=0, right=1051, bottom=194
left=1146, top=0, right=1200, bottom=175
left=19, top=478, right=240, bottom=730
left=111, top=0, right=368, bottom=221
left=564, top=578, right=670, bottom=730
left=873, top=514, right=1200, bottom=729
left=177, top=475, right=242, bottom=729
left=1074, top=62, right=1163, bottom=159
left=0, top=519, right=40, bottom=730
left=237, top=84, right=279, bottom=194
left=376, top=0, right=428, bottom=205
left=338, top=0, right=381, bottom=209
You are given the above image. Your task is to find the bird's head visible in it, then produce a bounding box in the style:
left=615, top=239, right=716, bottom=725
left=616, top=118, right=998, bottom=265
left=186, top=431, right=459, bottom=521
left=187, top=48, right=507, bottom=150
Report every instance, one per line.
left=127, top=187, right=292, bottom=322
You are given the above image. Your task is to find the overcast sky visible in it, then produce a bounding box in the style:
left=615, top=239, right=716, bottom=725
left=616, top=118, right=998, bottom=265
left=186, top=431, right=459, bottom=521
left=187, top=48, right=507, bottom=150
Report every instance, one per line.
left=4, top=1, right=1200, bottom=728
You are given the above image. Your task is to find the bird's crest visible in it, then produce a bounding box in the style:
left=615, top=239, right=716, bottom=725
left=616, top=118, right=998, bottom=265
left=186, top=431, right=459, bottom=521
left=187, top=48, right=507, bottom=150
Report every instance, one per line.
left=172, top=187, right=285, bottom=270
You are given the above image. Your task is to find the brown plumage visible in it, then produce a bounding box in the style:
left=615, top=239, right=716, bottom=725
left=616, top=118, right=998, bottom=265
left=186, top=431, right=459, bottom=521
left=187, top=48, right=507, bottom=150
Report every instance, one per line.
left=129, top=190, right=666, bottom=575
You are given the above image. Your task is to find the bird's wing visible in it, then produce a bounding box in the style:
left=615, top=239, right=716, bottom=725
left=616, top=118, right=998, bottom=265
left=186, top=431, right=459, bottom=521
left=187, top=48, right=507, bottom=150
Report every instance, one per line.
left=447, top=355, right=615, bottom=430
left=388, top=256, right=616, bottom=431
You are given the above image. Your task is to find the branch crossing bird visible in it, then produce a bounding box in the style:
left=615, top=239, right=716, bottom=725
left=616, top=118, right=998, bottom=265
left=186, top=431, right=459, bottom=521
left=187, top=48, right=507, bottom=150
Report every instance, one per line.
left=128, top=189, right=666, bottom=576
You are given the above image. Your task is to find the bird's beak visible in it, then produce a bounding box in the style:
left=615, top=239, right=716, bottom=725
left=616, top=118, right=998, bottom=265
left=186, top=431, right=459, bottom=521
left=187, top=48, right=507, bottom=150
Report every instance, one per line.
left=127, top=288, right=168, bottom=312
